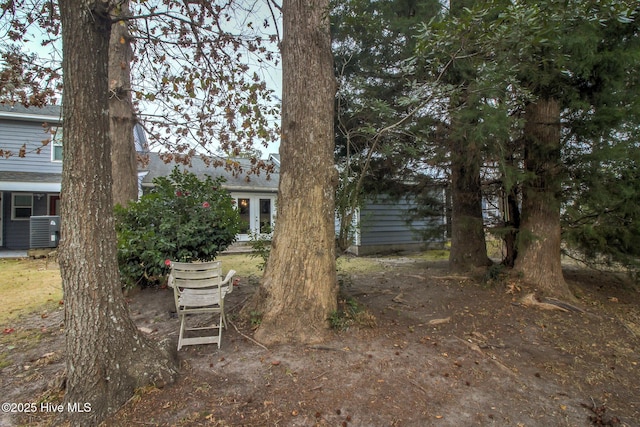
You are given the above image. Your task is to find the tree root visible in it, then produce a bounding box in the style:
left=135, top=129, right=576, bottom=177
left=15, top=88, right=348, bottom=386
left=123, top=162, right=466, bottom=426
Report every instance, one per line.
left=519, top=293, right=584, bottom=313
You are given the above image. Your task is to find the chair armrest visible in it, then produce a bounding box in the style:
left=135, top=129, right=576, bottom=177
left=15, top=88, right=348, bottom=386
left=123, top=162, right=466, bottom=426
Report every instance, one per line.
left=221, top=270, right=236, bottom=294
left=221, top=270, right=236, bottom=286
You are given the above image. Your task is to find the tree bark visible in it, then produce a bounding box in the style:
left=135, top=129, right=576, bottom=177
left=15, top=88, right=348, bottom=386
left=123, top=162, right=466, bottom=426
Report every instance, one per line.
left=514, top=98, right=572, bottom=300
left=109, top=0, right=139, bottom=206
left=448, top=122, right=492, bottom=273
left=501, top=153, right=520, bottom=268
left=245, top=0, right=338, bottom=345
left=58, top=1, right=177, bottom=425
left=446, top=0, right=491, bottom=273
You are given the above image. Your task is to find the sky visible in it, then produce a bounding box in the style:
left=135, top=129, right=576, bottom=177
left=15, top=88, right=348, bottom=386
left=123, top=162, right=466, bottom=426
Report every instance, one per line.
left=9, top=0, right=283, bottom=158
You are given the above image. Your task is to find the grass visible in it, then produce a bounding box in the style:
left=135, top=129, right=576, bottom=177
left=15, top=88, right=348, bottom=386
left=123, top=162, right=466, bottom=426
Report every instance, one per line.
left=217, top=253, right=264, bottom=277
left=0, top=258, right=62, bottom=324
left=0, top=250, right=453, bottom=326
left=336, top=255, right=388, bottom=274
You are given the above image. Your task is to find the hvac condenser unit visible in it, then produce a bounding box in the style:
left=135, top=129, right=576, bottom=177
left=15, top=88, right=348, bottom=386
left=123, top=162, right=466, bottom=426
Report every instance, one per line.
left=30, top=216, right=61, bottom=248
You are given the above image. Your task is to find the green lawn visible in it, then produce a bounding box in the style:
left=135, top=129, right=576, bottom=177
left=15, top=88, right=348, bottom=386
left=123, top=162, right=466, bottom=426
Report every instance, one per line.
left=0, top=258, right=63, bottom=324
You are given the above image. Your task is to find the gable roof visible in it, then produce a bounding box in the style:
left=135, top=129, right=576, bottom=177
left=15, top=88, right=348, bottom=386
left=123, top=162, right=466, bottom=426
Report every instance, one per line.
left=141, top=152, right=279, bottom=193
left=0, top=104, right=62, bottom=123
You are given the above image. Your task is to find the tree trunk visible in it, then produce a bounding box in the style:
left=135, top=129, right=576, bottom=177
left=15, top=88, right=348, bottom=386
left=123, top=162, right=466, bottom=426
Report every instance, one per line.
left=58, top=2, right=177, bottom=425
left=446, top=0, right=491, bottom=273
left=502, top=183, right=520, bottom=268
left=501, top=153, right=520, bottom=268
left=245, top=0, right=338, bottom=345
left=514, top=98, right=572, bottom=300
left=109, top=1, right=139, bottom=206
left=448, top=126, right=492, bottom=273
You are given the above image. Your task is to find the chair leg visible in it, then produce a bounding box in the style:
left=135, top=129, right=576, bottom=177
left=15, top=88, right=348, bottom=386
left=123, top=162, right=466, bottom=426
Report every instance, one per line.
left=177, top=313, right=187, bottom=351
left=218, top=311, right=223, bottom=348
left=220, top=299, right=227, bottom=329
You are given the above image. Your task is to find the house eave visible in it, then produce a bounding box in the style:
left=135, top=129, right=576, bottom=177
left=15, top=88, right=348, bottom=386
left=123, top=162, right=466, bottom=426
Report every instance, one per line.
left=0, top=181, right=61, bottom=192
left=0, top=111, right=62, bottom=124
left=141, top=182, right=278, bottom=194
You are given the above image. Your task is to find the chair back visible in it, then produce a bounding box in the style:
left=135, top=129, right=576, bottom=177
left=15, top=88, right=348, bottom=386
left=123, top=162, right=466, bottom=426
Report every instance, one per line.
left=169, top=260, right=222, bottom=289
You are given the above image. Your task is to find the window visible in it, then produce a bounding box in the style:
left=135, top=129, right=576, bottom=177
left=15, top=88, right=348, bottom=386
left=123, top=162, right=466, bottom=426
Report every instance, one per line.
left=237, top=198, right=251, bottom=234
left=51, top=127, right=63, bottom=162
left=12, top=193, right=33, bottom=220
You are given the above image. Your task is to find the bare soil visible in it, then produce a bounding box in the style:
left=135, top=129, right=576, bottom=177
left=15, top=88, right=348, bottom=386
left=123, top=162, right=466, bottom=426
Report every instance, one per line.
left=1, top=257, right=639, bottom=426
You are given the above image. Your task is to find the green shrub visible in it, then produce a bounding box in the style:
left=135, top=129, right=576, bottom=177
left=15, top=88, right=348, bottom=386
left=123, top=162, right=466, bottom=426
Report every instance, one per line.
left=248, top=229, right=271, bottom=271
left=115, top=167, right=242, bottom=288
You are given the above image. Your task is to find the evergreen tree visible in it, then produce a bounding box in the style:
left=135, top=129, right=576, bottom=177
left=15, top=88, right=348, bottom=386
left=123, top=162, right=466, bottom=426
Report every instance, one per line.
left=331, top=0, right=442, bottom=251
left=414, top=0, right=640, bottom=294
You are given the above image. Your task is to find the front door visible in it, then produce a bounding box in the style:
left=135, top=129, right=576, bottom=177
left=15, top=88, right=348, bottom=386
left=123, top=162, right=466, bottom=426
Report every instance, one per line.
left=48, top=195, right=61, bottom=215
left=233, top=194, right=276, bottom=241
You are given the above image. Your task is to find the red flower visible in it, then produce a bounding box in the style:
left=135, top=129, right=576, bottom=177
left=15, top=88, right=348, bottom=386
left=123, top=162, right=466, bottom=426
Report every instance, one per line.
left=164, top=259, right=171, bottom=266
left=202, top=201, right=210, bottom=208
left=175, top=191, right=183, bottom=197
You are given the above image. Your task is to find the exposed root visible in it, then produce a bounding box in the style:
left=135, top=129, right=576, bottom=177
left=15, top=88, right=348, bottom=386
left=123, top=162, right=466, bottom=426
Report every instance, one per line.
left=520, top=293, right=569, bottom=312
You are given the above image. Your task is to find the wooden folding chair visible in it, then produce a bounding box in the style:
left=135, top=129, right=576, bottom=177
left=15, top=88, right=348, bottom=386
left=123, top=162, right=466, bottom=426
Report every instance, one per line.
left=168, top=260, right=236, bottom=350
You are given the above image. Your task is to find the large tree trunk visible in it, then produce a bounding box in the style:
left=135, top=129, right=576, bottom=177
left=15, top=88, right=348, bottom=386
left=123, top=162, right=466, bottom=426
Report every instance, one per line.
left=446, top=0, right=491, bottom=273
left=109, top=1, right=139, bottom=206
left=448, top=123, right=492, bottom=273
left=58, top=2, right=177, bottom=425
left=514, top=98, right=572, bottom=300
left=245, top=0, right=338, bottom=345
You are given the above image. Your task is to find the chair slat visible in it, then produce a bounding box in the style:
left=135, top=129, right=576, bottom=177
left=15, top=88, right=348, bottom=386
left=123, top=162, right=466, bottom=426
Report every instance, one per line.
left=168, top=260, right=234, bottom=350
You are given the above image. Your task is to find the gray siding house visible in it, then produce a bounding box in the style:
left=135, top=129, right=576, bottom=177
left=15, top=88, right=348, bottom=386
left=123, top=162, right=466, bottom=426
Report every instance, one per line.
left=0, top=104, right=63, bottom=249
left=144, top=154, right=446, bottom=253
left=141, top=152, right=280, bottom=242
left=0, top=104, right=149, bottom=250
left=346, top=194, right=447, bottom=256
left=0, top=103, right=444, bottom=253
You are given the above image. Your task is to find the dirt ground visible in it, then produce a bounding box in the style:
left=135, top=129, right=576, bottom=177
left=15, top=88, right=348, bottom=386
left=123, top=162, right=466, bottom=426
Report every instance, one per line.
left=1, top=256, right=639, bottom=426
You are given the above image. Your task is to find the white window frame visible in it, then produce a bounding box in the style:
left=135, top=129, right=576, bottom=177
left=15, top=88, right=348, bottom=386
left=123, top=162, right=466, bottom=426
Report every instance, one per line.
left=231, top=193, right=276, bottom=242
left=51, top=127, right=63, bottom=162
left=12, top=193, right=33, bottom=221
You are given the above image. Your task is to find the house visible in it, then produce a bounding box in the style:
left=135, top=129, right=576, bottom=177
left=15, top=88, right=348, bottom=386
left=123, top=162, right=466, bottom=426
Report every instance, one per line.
left=343, top=193, right=447, bottom=256
left=0, top=104, right=63, bottom=250
left=144, top=152, right=450, bottom=253
left=0, top=104, right=149, bottom=250
left=140, top=152, right=279, bottom=242
left=0, top=102, right=441, bottom=253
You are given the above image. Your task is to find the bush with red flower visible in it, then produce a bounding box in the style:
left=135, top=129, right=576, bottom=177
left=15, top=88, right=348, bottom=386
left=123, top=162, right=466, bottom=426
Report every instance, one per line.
left=115, top=167, right=242, bottom=288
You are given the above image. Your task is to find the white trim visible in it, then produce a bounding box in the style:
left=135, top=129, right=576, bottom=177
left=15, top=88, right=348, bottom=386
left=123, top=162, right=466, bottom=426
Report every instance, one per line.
left=0, top=111, right=61, bottom=123
left=230, top=193, right=276, bottom=242
left=0, top=182, right=61, bottom=192
left=11, top=193, right=33, bottom=221
left=50, top=127, right=63, bottom=162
